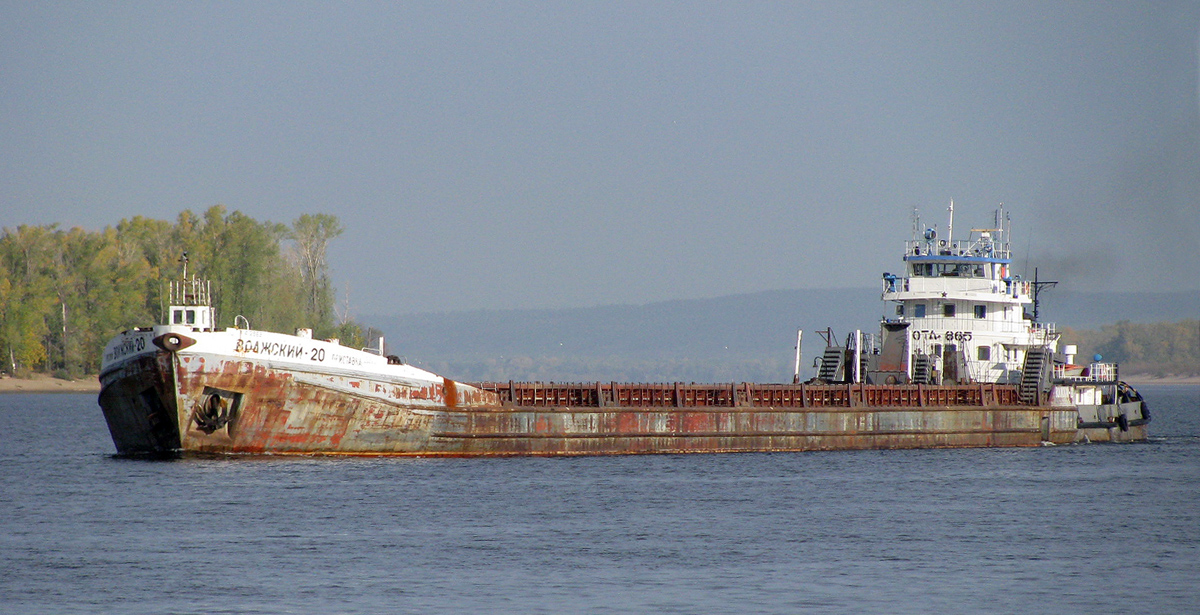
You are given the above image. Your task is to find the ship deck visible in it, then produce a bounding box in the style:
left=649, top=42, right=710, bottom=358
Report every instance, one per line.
left=470, top=381, right=1025, bottom=409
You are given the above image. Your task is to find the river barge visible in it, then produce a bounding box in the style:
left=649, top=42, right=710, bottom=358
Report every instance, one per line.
left=98, top=205, right=1148, bottom=456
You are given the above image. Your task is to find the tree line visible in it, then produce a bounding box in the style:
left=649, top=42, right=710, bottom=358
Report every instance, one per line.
left=1063, top=319, right=1200, bottom=377
left=0, top=206, right=365, bottom=378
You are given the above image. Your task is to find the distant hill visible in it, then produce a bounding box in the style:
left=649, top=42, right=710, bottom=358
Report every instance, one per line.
left=1037, top=290, right=1199, bottom=329
left=365, top=287, right=1200, bottom=383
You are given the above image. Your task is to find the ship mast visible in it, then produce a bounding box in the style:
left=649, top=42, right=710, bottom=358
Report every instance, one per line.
left=1030, top=267, right=1057, bottom=323
left=947, top=200, right=954, bottom=242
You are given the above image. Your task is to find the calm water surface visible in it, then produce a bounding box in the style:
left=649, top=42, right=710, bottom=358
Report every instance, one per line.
left=1, top=385, right=1198, bottom=614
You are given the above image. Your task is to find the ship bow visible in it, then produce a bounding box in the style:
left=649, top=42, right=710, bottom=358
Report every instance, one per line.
left=98, top=352, right=182, bottom=456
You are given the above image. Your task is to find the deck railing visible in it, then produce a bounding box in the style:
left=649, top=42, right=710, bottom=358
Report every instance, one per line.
left=471, top=381, right=1024, bottom=409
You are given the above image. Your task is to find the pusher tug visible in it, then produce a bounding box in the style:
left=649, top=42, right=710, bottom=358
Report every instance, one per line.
left=98, top=206, right=1147, bottom=456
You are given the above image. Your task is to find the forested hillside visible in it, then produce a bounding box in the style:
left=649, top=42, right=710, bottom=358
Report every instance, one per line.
left=1063, top=320, right=1200, bottom=377
left=374, top=293, right=1200, bottom=383
left=4, top=207, right=1195, bottom=384
left=0, top=206, right=362, bottom=378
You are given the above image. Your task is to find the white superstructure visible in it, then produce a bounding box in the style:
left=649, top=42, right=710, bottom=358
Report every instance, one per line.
left=881, top=203, right=1057, bottom=384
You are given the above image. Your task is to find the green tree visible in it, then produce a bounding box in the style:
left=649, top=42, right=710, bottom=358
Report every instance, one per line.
left=289, top=213, right=344, bottom=333
left=0, top=208, right=366, bottom=377
left=71, top=227, right=157, bottom=373
left=0, top=225, right=58, bottom=374
left=1069, top=319, right=1200, bottom=377
left=114, top=215, right=175, bottom=322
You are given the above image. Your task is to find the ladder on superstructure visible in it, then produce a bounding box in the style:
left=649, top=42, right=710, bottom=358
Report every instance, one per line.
left=911, top=355, right=934, bottom=385
left=818, top=347, right=845, bottom=382
left=1019, top=347, right=1053, bottom=405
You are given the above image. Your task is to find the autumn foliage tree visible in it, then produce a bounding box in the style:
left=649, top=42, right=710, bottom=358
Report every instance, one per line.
left=1063, top=320, right=1200, bottom=377
left=289, top=213, right=343, bottom=329
left=0, top=206, right=364, bottom=377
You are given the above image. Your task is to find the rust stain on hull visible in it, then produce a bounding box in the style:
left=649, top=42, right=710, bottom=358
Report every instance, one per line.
left=94, top=352, right=1139, bottom=458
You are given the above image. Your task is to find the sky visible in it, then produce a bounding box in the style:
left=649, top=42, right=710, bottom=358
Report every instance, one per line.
left=3, top=1, right=1199, bottom=317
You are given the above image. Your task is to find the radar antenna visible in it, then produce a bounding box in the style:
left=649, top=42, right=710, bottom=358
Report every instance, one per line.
left=1030, top=267, right=1057, bottom=322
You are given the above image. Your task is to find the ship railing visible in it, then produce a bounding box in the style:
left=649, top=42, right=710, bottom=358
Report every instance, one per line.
left=1054, top=362, right=1117, bottom=383
left=890, top=277, right=1021, bottom=297
left=1031, top=321, right=1056, bottom=335
left=471, top=381, right=1024, bottom=409
left=168, top=276, right=212, bottom=306
left=905, top=238, right=1011, bottom=260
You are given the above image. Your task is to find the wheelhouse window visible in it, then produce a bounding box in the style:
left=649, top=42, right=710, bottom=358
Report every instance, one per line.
left=912, top=263, right=934, bottom=277
left=943, top=303, right=956, bottom=317
left=910, top=262, right=987, bottom=278
left=185, top=309, right=196, bottom=325
left=896, top=304, right=905, bottom=316
left=172, top=309, right=183, bottom=325
left=974, top=305, right=987, bottom=319
left=914, top=303, right=926, bottom=318
left=978, top=346, right=991, bottom=361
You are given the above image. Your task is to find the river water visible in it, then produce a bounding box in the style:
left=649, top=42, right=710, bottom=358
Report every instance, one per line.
left=1, top=385, right=1197, bottom=614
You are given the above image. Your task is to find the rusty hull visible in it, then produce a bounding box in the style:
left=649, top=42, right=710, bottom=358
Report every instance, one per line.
left=98, top=351, right=181, bottom=455
left=98, top=351, right=1085, bottom=457
left=1074, top=423, right=1149, bottom=444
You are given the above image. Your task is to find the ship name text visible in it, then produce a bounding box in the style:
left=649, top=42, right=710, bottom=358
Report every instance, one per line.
left=330, top=352, right=362, bottom=366
left=235, top=338, right=326, bottom=362
left=234, top=337, right=369, bottom=366
left=105, top=336, right=147, bottom=362
left=912, top=330, right=974, bottom=342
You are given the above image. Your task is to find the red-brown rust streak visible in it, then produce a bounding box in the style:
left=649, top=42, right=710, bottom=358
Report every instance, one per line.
left=178, top=440, right=1050, bottom=458
left=473, top=382, right=1022, bottom=409
left=438, top=404, right=1033, bottom=414
left=431, top=428, right=1043, bottom=439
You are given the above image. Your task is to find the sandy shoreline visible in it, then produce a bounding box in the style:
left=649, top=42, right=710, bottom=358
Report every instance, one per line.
left=1122, top=375, right=1200, bottom=386
left=0, top=374, right=101, bottom=394
left=1, top=372, right=1196, bottom=394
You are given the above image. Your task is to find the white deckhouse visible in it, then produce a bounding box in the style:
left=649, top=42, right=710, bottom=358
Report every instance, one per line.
left=881, top=203, right=1058, bottom=385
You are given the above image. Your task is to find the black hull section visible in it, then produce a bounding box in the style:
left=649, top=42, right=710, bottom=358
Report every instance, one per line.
left=98, top=352, right=181, bottom=456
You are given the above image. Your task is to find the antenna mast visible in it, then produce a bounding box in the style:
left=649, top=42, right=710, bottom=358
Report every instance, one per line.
left=1030, top=267, right=1058, bottom=322
left=947, top=200, right=954, bottom=241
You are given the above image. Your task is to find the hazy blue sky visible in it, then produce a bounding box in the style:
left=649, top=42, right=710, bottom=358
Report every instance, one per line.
left=3, top=1, right=1198, bottom=316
